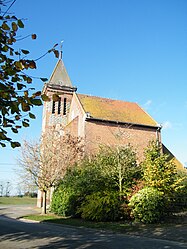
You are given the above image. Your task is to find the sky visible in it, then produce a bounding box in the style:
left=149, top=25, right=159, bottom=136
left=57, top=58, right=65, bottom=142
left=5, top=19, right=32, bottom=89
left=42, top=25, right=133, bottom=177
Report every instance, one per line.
left=0, top=0, right=187, bottom=195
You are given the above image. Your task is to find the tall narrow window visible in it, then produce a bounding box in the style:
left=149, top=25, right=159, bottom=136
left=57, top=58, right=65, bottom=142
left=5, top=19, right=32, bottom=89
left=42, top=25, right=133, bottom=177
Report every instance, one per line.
left=52, top=101, right=55, bottom=114
left=63, top=98, right=67, bottom=115
left=58, top=98, right=61, bottom=114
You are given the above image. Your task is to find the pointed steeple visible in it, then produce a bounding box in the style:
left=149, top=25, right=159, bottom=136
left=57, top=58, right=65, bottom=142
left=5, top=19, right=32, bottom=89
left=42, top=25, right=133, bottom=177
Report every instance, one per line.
left=46, top=59, right=77, bottom=93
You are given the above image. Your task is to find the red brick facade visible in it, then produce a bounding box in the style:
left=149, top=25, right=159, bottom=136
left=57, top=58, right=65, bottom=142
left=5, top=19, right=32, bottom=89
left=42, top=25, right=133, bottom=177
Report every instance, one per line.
left=84, top=120, right=159, bottom=161
left=42, top=60, right=161, bottom=162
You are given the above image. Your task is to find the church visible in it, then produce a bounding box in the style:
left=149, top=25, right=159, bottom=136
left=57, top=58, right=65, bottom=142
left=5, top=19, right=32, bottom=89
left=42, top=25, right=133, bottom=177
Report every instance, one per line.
left=42, top=58, right=162, bottom=161
left=37, top=58, right=183, bottom=207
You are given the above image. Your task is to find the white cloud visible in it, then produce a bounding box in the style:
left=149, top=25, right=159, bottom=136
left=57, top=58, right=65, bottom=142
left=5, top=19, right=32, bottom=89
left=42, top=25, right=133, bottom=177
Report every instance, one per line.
left=162, top=121, right=172, bottom=130
left=143, top=100, right=152, bottom=110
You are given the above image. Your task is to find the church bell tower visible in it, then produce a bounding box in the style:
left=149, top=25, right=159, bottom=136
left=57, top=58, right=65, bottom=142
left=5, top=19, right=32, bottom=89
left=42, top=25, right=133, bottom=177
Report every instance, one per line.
left=42, top=59, right=77, bottom=132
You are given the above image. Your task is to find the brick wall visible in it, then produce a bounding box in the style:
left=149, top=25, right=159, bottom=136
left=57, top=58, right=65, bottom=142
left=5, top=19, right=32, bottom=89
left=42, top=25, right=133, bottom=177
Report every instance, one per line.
left=42, top=90, right=74, bottom=132
left=84, top=120, right=159, bottom=161
left=68, top=93, right=85, bottom=137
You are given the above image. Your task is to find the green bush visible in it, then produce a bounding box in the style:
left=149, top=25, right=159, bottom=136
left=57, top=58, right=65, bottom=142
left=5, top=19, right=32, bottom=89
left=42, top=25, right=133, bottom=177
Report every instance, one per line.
left=78, top=191, right=122, bottom=221
left=51, top=185, right=77, bottom=217
left=170, top=171, right=187, bottom=212
left=129, top=187, right=165, bottom=223
left=51, top=145, right=141, bottom=220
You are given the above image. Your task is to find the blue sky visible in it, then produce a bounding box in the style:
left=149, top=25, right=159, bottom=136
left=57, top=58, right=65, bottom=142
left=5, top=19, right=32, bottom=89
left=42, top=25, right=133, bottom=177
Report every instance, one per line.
left=1, top=0, right=187, bottom=194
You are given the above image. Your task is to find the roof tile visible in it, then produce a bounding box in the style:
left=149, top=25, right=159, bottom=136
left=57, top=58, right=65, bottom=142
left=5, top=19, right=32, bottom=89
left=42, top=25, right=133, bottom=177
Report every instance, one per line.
left=77, top=94, right=158, bottom=127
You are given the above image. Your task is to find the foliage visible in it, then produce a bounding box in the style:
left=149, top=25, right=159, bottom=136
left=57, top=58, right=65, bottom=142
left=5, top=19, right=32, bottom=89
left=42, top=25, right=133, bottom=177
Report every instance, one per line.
left=92, top=145, right=140, bottom=197
left=128, top=141, right=186, bottom=223
left=51, top=185, right=77, bottom=217
left=51, top=145, right=140, bottom=220
left=51, top=142, right=187, bottom=223
left=142, top=141, right=177, bottom=193
left=169, top=170, right=187, bottom=212
left=78, top=191, right=122, bottom=221
left=129, top=187, right=165, bottom=223
left=50, top=160, right=110, bottom=217
left=0, top=1, right=59, bottom=147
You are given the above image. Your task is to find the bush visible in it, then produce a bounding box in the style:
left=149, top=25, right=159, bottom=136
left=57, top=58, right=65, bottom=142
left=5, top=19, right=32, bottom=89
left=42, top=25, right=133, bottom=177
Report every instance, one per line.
left=51, top=145, right=141, bottom=220
left=170, top=171, right=187, bottom=212
left=129, top=187, right=165, bottom=223
left=51, top=185, right=77, bottom=217
left=78, top=191, right=123, bottom=221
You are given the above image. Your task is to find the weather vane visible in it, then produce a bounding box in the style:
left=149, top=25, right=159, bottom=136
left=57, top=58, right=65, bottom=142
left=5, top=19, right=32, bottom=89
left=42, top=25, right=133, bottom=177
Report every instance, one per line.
left=60, top=40, right=64, bottom=59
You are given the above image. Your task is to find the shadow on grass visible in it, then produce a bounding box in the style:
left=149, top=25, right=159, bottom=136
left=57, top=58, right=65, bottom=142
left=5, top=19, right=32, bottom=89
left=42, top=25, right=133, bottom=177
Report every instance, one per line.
left=23, top=213, right=187, bottom=244
left=1, top=214, right=187, bottom=248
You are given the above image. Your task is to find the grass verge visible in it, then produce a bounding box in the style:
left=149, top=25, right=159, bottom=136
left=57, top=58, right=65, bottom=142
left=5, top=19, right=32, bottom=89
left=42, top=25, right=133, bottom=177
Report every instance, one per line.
left=23, top=213, right=187, bottom=244
left=0, top=197, right=37, bottom=205
left=23, top=214, right=147, bottom=234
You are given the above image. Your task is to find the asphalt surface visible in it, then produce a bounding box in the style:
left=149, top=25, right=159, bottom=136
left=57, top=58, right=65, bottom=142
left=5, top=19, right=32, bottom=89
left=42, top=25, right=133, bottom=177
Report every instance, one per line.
left=0, top=205, right=187, bottom=249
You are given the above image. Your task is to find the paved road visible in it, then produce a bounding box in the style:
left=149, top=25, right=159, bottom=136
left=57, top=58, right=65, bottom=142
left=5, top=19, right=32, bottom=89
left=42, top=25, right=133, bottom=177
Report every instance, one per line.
left=0, top=204, right=40, bottom=219
left=0, top=205, right=187, bottom=249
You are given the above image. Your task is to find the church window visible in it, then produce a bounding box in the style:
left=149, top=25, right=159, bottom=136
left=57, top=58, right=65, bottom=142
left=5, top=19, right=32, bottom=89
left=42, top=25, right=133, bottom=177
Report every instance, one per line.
left=58, top=98, right=61, bottom=114
left=52, top=101, right=55, bottom=114
left=63, top=98, right=67, bottom=115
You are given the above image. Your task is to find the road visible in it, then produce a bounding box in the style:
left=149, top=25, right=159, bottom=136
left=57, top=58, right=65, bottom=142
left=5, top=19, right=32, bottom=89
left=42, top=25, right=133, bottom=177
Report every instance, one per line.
left=0, top=205, right=187, bottom=249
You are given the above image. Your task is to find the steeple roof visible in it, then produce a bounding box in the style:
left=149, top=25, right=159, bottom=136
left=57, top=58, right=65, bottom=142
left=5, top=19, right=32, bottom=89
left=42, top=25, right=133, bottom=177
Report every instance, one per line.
left=48, top=59, right=72, bottom=88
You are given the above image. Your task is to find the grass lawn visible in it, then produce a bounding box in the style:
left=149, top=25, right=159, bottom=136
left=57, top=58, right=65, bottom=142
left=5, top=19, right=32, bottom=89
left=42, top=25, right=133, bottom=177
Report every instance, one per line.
left=0, top=196, right=37, bottom=205
left=23, top=211, right=187, bottom=235
left=23, top=214, right=146, bottom=234
left=23, top=213, right=187, bottom=244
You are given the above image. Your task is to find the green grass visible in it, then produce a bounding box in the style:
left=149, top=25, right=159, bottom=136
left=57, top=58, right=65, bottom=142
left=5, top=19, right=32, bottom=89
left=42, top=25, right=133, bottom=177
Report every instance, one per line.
left=23, top=212, right=187, bottom=234
left=0, top=196, right=37, bottom=205
left=22, top=213, right=187, bottom=244
left=23, top=214, right=138, bottom=233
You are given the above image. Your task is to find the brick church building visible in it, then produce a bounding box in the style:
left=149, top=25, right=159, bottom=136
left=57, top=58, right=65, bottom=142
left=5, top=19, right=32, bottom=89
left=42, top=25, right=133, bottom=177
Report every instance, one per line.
left=42, top=59, right=162, bottom=160
left=37, top=58, right=183, bottom=207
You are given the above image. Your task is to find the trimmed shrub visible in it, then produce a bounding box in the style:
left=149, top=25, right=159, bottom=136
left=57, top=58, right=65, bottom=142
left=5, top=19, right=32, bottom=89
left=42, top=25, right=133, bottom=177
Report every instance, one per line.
left=129, top=187, right=165, bottom=223
left=78, top=191, right=122, bottom=221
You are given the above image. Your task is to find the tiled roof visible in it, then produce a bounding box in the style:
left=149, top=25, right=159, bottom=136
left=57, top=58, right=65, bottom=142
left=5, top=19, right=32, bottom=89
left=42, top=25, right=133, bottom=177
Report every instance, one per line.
left=162, top=144, right=184, bottom=170
left=48, top=60, right=72, bottom=87
left=77, top=94, right=158, bottom=127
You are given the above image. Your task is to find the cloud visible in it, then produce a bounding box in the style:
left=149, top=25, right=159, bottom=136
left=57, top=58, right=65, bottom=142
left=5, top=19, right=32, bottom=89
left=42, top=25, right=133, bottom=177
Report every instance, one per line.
left=143, top=100, right=152, bottom=110
left=162, top=121, right=172, bottom=130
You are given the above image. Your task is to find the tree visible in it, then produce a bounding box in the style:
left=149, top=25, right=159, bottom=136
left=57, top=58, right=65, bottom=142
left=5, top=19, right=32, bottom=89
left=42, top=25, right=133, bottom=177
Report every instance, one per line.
left=5, top=181, right=11, bottom=196
left=18, top=129, right=84, bottom=214
left=128, top=141, right=184, bottom=223
left=96, top=145, right=140, bottom=198
left=142, top=141, right=177, bottom=193
left=0, top=1, right=59, bottom=148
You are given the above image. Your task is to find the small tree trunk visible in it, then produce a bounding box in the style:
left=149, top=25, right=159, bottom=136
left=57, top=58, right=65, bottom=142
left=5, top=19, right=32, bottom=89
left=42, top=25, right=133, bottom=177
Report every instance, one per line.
left=42, top=190, right=47, bottom=214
